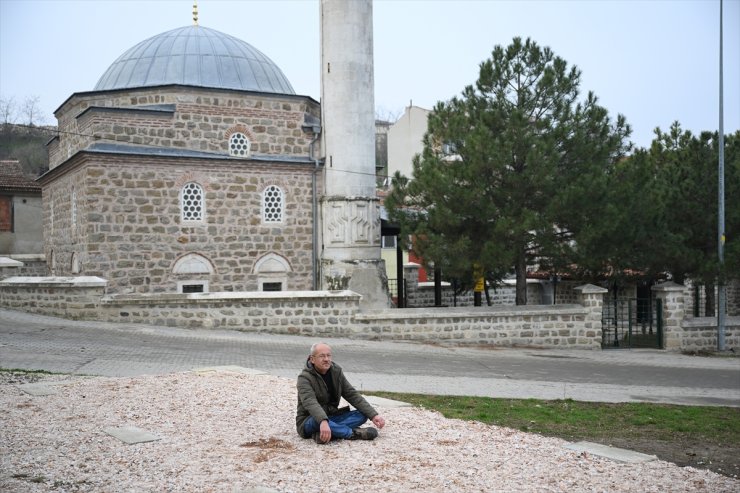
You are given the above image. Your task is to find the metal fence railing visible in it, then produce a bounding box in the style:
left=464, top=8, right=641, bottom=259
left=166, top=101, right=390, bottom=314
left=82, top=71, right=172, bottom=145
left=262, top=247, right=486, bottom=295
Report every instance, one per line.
left=602, top=297, right=663, bottom=349
left=386, top=278, right=407, bottom=308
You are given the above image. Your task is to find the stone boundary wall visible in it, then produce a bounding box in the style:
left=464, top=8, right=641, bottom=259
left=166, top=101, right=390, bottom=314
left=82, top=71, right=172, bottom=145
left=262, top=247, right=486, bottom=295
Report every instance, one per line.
left=679, top=317, right=740, bottom=352
left=0, top=276, right=105, bottom=318
left=0, top=278, right=360, bottom=333
left=653, top=281, right=739, bottom=351
left=353, top=304, right=598, bottom=348
left=101, top=291, right=360, bottom=335
left=1, top=276, right=736, bottom=351
left=0, top=255, right=48, bottom=278
left=0, top=276, right=607, bottom=349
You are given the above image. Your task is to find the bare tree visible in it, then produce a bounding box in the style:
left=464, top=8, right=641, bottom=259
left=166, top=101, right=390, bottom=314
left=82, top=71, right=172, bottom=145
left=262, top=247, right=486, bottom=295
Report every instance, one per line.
left=375, top=106, right=401, bottom=124
left=0, top=95, right=17, bottom=125
left=21, top=95, right=44, bottom=126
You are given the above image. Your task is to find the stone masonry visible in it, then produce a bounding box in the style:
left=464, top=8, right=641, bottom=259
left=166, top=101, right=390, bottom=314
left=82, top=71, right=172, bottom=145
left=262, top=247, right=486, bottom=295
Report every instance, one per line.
left=41, top=154, right=317, bottom=294
left=1, top=277, right=737, bottom=351
left=41, top=85, right=322, bottom=295
left=48, top=86, right=320, bottom=169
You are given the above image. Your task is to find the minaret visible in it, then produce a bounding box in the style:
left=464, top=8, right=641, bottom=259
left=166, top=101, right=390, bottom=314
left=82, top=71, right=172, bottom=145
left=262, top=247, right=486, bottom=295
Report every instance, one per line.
left=319, top=0, right=389, bottom=308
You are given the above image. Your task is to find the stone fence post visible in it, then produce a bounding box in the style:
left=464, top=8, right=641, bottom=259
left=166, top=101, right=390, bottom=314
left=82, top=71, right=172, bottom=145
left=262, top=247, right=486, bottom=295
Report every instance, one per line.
left=652, top=281, right=685, bottom=350
left=574, top=284, right=608, bottom=345
left=403, top=263, right=420, bottom=307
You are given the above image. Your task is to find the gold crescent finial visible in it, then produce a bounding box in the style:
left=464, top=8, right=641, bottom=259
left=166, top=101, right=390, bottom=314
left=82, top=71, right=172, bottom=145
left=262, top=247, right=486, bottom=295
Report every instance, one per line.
left=193, top=1, right=199, bottom=26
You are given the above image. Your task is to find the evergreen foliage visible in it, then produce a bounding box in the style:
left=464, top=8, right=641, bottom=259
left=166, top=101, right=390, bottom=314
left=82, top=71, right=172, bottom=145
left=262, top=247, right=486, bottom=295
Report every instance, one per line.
left=386, top=38, right=630, bottom=304
left=644, top=125, right=739, bottom=306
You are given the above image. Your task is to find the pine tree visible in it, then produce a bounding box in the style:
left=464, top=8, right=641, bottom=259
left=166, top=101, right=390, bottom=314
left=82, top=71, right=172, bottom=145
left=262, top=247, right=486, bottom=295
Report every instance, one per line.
left=386, top=37, right=630, bottom=304
left=647, top=125, right=740, bottom=309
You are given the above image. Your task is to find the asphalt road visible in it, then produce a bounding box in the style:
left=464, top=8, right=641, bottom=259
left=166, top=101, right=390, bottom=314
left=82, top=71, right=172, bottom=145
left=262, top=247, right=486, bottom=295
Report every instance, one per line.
left=1, top=308, right=738, bottom=406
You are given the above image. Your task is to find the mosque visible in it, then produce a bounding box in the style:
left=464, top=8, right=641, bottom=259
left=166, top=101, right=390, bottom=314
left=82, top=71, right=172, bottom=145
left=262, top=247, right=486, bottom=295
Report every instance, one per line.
left=39, top=1, right=390, bottom=307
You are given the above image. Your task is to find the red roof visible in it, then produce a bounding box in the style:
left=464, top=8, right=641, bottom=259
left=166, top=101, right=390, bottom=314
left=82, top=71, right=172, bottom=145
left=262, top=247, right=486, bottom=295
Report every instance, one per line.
left=0, top=160, right=41, bottom=193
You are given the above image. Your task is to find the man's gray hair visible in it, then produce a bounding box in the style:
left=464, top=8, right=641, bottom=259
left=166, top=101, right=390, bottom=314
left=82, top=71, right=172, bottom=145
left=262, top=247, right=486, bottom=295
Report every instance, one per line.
left=310, top=342, right=330, bottom=356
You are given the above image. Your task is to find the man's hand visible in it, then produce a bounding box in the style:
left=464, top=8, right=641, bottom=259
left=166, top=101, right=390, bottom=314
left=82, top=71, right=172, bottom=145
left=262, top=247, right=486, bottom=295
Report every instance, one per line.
left=319, top=419, right=332, bottom=443
left=372, top=415, right=385, bottom=429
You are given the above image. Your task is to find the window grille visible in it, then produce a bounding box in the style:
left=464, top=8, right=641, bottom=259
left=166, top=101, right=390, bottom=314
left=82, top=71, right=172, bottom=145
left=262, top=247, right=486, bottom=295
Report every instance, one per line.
left=182, top=284, right=205, bottom=293
left=181, top=182, right=204, bottom=222
left=381, top=235, right=397, bottom=248
left=229, top=132, right=250, bottom=157
left=262, top=185, right=283, bottom=223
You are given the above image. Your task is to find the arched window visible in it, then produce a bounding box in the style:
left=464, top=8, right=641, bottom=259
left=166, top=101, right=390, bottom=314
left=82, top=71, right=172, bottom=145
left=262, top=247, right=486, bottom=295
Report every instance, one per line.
left=172, top=253, right=214, bottom=293
left=262, top=185, right=283, bottom=223
left=253, top=253, right=291, bottom=291
left=181, top=182, right=205, bottom=222
left=172, top=253, right=215, bottom=275
left=229, top=132, right=250, bottom=157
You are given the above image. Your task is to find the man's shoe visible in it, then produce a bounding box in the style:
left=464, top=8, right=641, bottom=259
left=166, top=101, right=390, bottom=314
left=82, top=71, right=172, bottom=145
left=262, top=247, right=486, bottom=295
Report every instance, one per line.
left=313, top=432, right=328, bottom=444
left=350, top=427, right=378, bottom=440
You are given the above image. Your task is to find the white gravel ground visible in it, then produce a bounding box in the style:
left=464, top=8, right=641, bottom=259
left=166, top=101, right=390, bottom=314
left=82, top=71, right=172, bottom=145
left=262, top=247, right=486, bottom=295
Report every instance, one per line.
left=0, top=371, right=737, bottom=493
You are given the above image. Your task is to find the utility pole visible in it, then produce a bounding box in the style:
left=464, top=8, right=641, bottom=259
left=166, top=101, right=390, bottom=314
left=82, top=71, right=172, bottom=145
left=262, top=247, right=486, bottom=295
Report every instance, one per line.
left=717, top=0, right=726, bottom=351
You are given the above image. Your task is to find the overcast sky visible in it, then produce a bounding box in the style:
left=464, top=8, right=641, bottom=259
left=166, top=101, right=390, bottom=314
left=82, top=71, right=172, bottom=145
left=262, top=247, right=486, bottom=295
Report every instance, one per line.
left=1, top=0, right=738, bottom=149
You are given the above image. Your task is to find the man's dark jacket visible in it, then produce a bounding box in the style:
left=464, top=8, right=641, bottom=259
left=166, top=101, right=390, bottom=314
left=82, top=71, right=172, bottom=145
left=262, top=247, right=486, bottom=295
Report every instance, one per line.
left=295, top=359, right=378, bottom=436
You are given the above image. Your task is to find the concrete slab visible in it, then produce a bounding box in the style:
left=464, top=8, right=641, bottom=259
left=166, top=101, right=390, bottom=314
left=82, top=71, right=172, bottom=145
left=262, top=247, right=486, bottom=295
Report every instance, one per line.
left=192, top=365, right=267, bottom=375
left=17, top=382, right=66, bottom=396
left=364, top=395, right=413, bottom=408
left=564, top=441, right=657, bottom=463
left=104, top=426, right=161, bottom=444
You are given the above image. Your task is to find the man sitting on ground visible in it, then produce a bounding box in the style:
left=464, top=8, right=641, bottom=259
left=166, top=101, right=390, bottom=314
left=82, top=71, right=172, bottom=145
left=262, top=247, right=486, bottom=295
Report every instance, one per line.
left=296, top=342, right=386, bottom=444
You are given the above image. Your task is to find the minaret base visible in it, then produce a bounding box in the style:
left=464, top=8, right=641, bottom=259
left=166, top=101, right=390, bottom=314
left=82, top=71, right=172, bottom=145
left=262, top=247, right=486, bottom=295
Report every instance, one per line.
left=321, top=258, right=390, bottom=310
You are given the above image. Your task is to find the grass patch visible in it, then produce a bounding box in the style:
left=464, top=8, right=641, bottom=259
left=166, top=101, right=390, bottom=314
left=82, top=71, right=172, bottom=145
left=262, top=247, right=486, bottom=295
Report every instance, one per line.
left=0, top=368, right=59, bottom=375
left=366, top=392, right=739, bottom=440
left=366, top=392, right=740, bottom=478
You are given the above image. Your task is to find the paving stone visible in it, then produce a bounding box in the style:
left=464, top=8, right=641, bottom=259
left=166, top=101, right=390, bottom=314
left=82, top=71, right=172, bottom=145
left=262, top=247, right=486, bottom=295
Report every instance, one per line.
left=564, top=441, right=657, bottom=463
left=364, top=394, right=413, bottom=408
left=104, top=426, right=161, bottom=444
left=17, top=382, right=63, bottom=396
left=192, top=365, right=267, bottom=375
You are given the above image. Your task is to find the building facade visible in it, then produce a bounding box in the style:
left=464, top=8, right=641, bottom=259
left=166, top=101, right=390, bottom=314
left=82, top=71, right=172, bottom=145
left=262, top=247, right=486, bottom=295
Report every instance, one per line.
left=0, top=160, right=43, bottom=255
left=39, top=25, right=322, bottom=295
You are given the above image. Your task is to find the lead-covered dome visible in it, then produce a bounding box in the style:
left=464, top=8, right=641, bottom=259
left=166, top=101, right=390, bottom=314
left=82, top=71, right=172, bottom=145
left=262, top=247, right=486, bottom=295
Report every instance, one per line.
left=94, top=25, right=295, bottom=94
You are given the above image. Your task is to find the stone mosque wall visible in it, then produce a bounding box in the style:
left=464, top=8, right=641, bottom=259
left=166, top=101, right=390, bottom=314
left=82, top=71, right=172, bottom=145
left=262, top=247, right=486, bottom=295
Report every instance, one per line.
left=41, top=85, right=322, bottom=295
left=49, top=86, right=321, bottom=170
left=43, top=154, right=317, bottom=294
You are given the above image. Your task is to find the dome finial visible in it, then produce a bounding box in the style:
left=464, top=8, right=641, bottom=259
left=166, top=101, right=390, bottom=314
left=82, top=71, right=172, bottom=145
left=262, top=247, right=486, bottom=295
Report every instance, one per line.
left=192, top=1, right=199, bottom=26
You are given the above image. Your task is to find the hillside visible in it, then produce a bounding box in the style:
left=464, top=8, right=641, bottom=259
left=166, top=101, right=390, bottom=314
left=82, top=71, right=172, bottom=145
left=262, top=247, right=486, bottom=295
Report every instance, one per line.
left=0, top=123, right=53, bottom=179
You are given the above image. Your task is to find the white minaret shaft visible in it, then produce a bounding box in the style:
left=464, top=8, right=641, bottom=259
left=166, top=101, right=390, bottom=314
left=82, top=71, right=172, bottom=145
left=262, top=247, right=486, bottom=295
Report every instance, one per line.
left=321, top=0, right=376, bottom=197
left=319, top=0, right=388, bottom=307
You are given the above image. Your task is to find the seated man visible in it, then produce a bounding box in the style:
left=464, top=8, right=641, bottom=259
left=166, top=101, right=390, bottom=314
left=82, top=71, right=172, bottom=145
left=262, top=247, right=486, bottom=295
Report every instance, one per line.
left=296, top=342, right=386, bottom=444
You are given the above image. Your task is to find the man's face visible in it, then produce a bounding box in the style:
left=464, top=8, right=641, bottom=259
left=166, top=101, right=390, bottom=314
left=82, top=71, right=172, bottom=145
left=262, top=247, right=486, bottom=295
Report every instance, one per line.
left=310, top=344, right=332, bottom=374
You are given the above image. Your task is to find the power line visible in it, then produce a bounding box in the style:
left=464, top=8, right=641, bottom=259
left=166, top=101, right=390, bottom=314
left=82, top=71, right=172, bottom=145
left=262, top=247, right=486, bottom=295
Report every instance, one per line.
left=6, top=123, right=386, bottom=180
left=4, top=122, right=91, bottom=139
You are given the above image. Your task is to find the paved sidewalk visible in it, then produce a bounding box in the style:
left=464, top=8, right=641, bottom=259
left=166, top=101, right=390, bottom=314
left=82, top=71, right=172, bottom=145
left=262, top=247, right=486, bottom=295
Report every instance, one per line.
left=1, top=308, right=738, bottom=406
